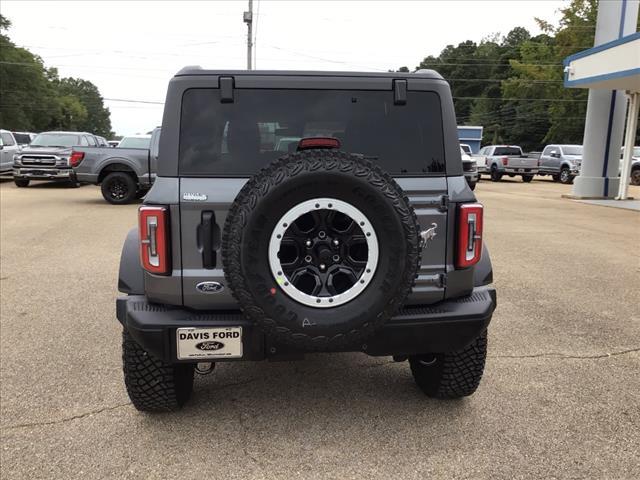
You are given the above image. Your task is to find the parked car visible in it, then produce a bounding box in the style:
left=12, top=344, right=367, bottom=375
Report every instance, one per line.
left=0, top=129, right=20, bottom=176
left=473, top=150, right=488, bottom=174
left=620, top=146, right=640, bottom=186
left=479, top=145, right=538, bottom=182
left=461, top=146, right=478, bottom=190
left=108, top=140, right=120, bottom=148
left=72, top=127, right=160, bottom=204
left=115, top=68, right=496, bottom=412
left=12, top=131, right=98, bottom=187
left=117, top=134, right=151, bottom=149
left=538, top=144, right=582, bottom=184
left=12, top=131, right=36, bottom=147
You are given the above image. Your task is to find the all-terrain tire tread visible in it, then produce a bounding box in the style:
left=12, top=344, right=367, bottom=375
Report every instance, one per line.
left=122, top=330, right=194, bottom=412
left=410, top=330, right=487, bottom=399
left=221, top=150, right=420, bottom=350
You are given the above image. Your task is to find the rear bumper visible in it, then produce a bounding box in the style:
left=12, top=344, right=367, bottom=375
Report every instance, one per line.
left=503, top=167, right=538, bottom=174
left=13, top=167, right=75, bottom=180
left=116, top=286, right=497, bottom=363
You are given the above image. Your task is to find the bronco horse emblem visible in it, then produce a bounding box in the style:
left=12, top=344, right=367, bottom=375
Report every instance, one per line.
left=420, top=223, right=438, bottom=248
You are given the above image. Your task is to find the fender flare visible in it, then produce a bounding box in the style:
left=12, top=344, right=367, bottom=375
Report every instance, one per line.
left=99, top=159, right=141, bottom=182
left=473, top=242, right=493, bottom=287
left=118, top=228, right=144, bottom=294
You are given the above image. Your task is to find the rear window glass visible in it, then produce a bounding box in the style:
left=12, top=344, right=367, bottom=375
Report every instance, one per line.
left=561, top=146, right=582, bottom=155
left=118, top=137, right=151, bottom=149
left=31, top=134, right=79, bottom=148
left=179, top=89, right=445, bottom=176
left=493, top=147, right=522, bottom=156
left=13, top=133, right=31, bottom=145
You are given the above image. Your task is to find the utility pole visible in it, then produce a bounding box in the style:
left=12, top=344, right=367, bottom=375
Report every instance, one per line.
left=243, top=0, right=253, bottom=70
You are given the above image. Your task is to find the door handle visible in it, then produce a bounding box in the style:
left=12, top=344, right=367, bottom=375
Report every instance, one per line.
left=199, top=211, right=219, bottom=269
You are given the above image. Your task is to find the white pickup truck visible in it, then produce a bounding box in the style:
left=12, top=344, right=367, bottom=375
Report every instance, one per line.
left=478, top=145, right=538, bottom=183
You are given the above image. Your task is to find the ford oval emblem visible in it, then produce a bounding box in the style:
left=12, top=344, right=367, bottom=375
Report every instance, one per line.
left=196, top=281, right=224, bottom=294
left=196, top=341, right=225, bottom=351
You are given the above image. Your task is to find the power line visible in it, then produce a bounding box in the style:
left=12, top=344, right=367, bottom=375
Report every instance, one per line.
left=103, top=98, right=164, bottom=105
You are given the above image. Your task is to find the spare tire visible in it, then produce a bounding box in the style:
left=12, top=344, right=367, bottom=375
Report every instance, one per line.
left=222, top=150, right=420, bottom=350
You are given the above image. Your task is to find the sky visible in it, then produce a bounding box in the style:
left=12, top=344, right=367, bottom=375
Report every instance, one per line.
left=3, top=0, right=563, bottom=136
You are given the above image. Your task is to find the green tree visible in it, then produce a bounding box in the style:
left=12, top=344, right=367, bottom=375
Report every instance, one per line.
left=0, top=14, right=112, bottom=135
left=56, top=95, right=88, bottom=131
left=55, top=77, right=113, bottom=137
left=0, top=15, right=61, bottom=131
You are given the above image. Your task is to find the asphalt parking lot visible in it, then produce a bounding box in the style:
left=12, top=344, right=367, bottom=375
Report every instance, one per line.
left=1, top=177, right=638, bottom=479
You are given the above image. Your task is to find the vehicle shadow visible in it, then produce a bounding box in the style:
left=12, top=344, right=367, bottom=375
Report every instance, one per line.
left=18, top=181, right=86, bottom=189
left=135, top=353, right=473, bottom=448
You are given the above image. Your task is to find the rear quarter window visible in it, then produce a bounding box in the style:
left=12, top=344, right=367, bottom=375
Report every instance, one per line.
left=179, top=88, right=445, bottom=176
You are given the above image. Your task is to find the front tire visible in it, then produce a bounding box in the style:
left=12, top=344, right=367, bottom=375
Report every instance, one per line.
left=409, top=330, right=487, bottom=399
left=522, top=175, right=533, bottom=183
left=101, top=172, right=137, bottom=204
left=14, top=178, right=29, bottom=188
left=559, top=167, right=573, bottom=184
left=122, top=330, right=194, bottom=412
left=630, top=168, right=640, bottom=186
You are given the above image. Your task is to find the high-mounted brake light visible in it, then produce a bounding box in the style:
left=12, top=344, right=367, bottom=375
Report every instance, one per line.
left=69, top=151, right=84, bottom=167
left=501, top=156, right=509, bottom=166
left=297, top=137, right=341, bottom=151
left=139, top=206, right=171, bottom=275
left=456, top=203, right=483, bottom=268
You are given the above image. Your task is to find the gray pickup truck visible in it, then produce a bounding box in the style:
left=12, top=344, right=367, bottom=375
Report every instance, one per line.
left=479, top=145, right=538, bottom=182
left=12, top=131, right=103, bottom=187
left=73, top=127, right=161, bottom=204
left=115, top=68, right=496, bottom=412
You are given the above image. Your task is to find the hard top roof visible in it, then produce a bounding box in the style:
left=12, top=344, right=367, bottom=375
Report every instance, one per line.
left=174, top=66, right=444, bottom=81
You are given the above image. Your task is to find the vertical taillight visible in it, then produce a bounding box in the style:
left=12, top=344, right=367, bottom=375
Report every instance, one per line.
left=501, top=156, right=509, bottom=166
left=456, top=203, right=483, bottom=268
left=69, top=151, right=84, bottom=167
left=139, top=206, right=170, bottom=275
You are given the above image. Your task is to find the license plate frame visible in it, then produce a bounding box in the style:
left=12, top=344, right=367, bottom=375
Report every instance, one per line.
left=176, top=326, right=243, bottom=360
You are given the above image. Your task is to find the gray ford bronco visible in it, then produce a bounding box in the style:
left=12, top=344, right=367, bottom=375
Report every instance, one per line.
left=116, top=68, right=496, bottom=411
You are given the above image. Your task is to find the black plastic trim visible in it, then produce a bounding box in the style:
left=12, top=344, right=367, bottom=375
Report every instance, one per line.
left=219, top=76, right=234, bottom=103
left=117, top=228, right=145, bottom=295
left=117, top=286, right=496, bottom=362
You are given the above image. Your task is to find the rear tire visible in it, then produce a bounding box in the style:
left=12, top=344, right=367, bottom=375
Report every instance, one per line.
left=490, top=165, right=502, bottom=182
left=14, top=178, right=29, bottom=188
left=409, top=330, right=487, bottom=399
left=522, top=175, right=533, bottom=183
left=101, top=172, right=137, bottom=204
left=122, top=330, right=194, bottom=412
